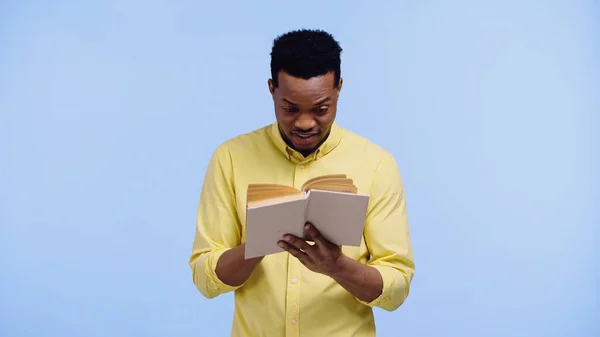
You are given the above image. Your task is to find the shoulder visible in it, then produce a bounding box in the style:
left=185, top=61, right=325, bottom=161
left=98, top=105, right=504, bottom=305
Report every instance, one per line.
left=212, top=123, right=273, bottom=156
left=339, top=126, right=405, bottom=193
left=339, top=125, right=396, bottom=165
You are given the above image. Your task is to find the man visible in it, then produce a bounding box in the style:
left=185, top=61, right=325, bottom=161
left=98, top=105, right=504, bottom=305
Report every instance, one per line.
left=189, top=29, right=415, bottom=337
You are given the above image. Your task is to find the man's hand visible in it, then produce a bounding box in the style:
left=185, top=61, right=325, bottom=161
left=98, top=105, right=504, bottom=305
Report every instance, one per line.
left=278, top=222, right=385, bottom=303
left=277, top=223, right=344, bottom=276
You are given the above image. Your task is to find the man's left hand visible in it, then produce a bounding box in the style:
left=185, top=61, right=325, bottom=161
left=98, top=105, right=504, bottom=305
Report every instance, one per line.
left=278, top=223, right=345, bottom=276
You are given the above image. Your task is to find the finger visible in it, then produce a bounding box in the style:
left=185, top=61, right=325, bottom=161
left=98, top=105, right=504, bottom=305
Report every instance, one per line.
left=283, top=234, right=314, bottom=253
left=278, top=240, right=309, bottom=263
left=304, top=223, right=329, bottom=246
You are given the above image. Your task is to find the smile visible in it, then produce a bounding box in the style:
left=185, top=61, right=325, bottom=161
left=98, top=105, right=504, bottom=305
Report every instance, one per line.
left=292, top=133, right=318, bottom=145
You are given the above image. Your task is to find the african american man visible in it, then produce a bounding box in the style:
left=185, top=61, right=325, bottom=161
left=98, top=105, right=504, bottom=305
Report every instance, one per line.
left=189, top=29, right=415, bottom=337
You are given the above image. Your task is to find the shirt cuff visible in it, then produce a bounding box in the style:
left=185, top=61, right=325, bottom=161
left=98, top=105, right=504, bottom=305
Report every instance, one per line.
left=355, top=265, right=407, bottom=310
left=203, top=248, right=246, bottom=295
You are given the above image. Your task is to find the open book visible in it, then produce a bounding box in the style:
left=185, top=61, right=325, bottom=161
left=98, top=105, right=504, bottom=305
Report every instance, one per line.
left=244, top=174, right=370, bottom=259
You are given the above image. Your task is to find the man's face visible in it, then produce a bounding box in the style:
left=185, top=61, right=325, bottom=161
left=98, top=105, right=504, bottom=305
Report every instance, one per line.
left=268, top=71, right=342, bottom=156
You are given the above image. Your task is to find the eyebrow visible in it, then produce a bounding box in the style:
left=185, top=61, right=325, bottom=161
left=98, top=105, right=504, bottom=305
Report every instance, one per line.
left=281, top=97, right=331, bottom=106
left=314, top=97, right=331, bottom=106
left=281, top=98, right=299, bottom=106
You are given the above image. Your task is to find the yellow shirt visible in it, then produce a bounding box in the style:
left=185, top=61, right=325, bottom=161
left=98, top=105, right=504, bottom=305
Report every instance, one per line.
left=189, top=122, right=415, bottom=337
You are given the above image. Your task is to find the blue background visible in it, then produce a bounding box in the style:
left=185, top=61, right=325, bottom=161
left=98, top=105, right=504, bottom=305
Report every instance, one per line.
left=1, top=1, right=598, bottom=336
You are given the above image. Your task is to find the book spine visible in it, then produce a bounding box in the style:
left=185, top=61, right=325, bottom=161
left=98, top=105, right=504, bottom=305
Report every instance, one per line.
left=302, top=190, right=310, bottom=223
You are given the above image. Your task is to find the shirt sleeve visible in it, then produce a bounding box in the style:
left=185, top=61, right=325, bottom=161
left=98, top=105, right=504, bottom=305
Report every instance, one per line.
left=189, top=145, right=244, bottom=299
left=356, top=153, right=415, bottom=311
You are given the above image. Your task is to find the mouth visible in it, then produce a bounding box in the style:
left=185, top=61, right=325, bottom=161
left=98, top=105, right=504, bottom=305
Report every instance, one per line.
left=291, top=133, right=319, bottom=146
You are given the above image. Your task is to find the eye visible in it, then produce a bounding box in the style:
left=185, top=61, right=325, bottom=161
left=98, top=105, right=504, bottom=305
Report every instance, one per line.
left=315, top=107, right=329, bottom=115
left=282, top=106, right=299, bottom=113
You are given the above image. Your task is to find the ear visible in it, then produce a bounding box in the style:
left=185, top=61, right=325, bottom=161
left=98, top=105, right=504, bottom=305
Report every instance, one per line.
left=336, top=77, right=343, bottom=97
left=268, top=78, right=276, bottom=96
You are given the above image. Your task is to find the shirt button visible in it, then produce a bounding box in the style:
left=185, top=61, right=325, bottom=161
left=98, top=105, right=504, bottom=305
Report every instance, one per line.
left=291, top=319, right=296, bottom=325
left=291, top=278, right=297, bottom=284
left=299, top=164, right=305, bottom=169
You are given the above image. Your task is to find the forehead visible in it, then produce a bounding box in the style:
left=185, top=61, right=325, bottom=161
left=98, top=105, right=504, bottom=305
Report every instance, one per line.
left=276, top=71, right=336, bottom=102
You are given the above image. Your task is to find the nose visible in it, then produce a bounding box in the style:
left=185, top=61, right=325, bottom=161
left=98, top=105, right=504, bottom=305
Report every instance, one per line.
left=294, top=113, right=317, bottom=131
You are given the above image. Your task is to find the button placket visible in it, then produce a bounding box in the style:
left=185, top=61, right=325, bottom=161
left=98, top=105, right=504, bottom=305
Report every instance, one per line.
left=285, top=254, right=301, bottom=336
left=284, top=157, right=311, bottom=337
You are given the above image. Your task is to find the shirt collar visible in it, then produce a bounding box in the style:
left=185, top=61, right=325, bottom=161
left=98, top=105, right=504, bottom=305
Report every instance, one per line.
left=267, top=122, right=344, bottom=163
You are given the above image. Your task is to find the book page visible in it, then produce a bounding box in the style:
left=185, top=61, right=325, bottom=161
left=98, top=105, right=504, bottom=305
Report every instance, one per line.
left=245, top=197, right=307, bottom=259
left=304, top=183, right=357, bottom=194
left=247, top=184, right=302, bottom=203
left=301, top=174, right=347, bottom=191
left=247, top=189, right=303, bottom=203
left=304, top=190, right=369, bottom=246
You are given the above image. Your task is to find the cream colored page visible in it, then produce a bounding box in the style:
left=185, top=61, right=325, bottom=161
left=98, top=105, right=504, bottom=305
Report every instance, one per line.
left=245, top=198, right=307, bottom=259
left=304, top=190, right=369, bottom=246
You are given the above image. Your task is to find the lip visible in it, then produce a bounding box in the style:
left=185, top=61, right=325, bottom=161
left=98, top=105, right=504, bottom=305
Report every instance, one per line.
left=292, top=133, right=319, bottom=146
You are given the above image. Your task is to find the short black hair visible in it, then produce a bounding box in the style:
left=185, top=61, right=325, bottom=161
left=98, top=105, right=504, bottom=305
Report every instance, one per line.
left=270, top=29, right=342, bottom=88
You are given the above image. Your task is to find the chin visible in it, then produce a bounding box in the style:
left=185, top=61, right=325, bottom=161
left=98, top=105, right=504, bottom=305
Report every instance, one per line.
left=291, top=135, right=321, bottom=151
left=293, top=143, right=318, bottom=152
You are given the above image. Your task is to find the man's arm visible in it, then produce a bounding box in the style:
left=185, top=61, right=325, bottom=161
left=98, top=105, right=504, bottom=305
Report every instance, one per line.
left=328, top=255, right=384, bottom=303
left=189, top=145, right=261, bottom=298
left=279, top=223, right=384, bottom=302
left=215, top=243, right=263, bottom=287
left=354, top=153, right=415, bottom=311
left=277, top=153, right=414, bottom=310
